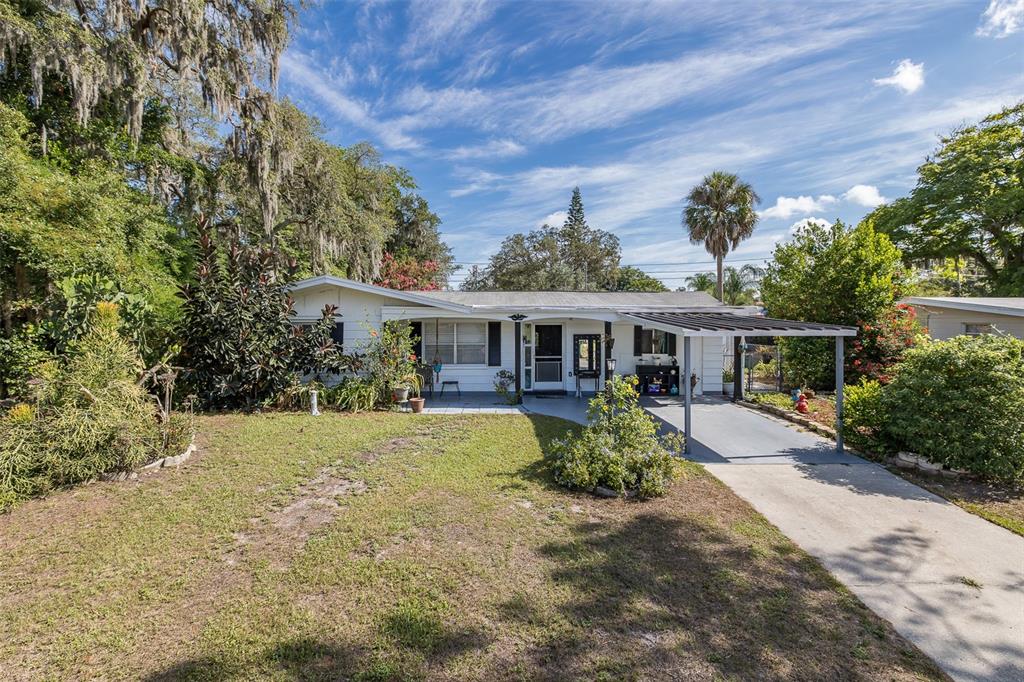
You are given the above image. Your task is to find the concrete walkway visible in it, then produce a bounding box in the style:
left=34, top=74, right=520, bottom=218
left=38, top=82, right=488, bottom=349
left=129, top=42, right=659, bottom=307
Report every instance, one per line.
left=644, top=396, right=1024, bottom=682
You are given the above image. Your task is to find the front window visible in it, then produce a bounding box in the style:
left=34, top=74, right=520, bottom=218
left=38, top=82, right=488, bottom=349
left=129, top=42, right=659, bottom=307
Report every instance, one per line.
left=639, top=329, right=671, bottom=354
left=964, top=323, right=995, bottom=336
left=422, top=320, right=487, bottom=365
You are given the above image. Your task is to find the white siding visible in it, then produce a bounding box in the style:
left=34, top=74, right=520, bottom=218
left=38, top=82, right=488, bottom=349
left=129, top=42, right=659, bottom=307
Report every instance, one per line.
left=910, top=306, right=1024, bottom=341
left=290, top=283, right=730, bottom=395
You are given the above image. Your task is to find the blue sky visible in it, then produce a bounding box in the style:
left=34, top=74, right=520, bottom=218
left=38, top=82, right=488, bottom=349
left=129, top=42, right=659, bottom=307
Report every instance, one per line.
left=280, top=0, right=1024, bottom=289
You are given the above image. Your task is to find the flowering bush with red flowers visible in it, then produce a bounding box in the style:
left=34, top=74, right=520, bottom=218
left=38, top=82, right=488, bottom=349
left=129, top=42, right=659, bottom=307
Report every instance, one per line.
left=374, top=253, right=442, bottom=291
left=848, top=303, right=926, bottom=383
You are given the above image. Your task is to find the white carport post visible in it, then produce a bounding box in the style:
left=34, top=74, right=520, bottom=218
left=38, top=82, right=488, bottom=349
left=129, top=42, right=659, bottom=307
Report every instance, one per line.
left=683, top=335, right=692, bottom=455
left=835, top=335, right=844, bottom=453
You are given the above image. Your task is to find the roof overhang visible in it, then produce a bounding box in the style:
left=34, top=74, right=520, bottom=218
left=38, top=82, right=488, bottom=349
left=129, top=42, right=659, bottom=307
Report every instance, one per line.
left=903, top=297, right=1024, bottom=318
left=622, top=311, right=857, bottom=337
left=288, top=275, right=473, bottom=314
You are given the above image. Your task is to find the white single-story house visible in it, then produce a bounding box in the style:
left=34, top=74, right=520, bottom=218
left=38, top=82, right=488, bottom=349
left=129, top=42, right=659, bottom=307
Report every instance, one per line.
left=288, top=276, right=857, bottom=453
left=904, top=297, right=1024, bottom=340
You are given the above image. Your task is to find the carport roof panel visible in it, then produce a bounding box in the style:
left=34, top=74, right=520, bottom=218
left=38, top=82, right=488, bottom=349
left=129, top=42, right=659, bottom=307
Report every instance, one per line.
left=622, top=311, right=857, bottom=337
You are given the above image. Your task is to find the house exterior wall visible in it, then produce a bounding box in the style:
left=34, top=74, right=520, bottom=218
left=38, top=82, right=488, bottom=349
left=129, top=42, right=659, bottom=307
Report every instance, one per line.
left=910, top=306, right=1024, bottom=341
left=289, top=283, right=728, bottom=396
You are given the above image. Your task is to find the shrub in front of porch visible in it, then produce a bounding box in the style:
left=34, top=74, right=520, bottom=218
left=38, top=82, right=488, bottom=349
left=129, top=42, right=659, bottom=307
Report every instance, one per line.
left=549, top=375, right=682, bottom=498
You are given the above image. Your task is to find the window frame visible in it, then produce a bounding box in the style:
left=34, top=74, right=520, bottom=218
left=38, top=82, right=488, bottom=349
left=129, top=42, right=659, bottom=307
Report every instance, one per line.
left=421, top=320, right=490, bottom=367
left=963, top=322, right=996, bottom=336
left=639, top=328, right=671, bottom=354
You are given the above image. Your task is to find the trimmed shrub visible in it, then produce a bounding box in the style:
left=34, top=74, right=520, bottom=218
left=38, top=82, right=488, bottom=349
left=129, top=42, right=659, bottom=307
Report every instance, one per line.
left=843, top=378, right=887, bottom=453
left=879, top=335, right=1024, bottom=480
left=549, top=375, right=681, bottom=498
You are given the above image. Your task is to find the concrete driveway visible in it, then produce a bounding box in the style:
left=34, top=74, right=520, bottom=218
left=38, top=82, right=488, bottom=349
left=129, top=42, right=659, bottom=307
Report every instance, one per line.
left=643, top=395, right=1024, bottom=682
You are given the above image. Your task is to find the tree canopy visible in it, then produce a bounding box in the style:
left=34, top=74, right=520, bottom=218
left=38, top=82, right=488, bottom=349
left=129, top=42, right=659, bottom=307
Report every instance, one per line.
left=462, top=188, right=621, bottom=291
left=867, top=101, right=1024, bottom=294
left=613, top=266, right=668, bottom=292
left=760, top=220, right=911, bottom=387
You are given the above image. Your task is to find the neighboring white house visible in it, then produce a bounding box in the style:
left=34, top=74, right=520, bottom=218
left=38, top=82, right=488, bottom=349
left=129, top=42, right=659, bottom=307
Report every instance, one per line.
left=904, top=297, right=1024, bottom=340
left=288, top=276, right=854, bottom=399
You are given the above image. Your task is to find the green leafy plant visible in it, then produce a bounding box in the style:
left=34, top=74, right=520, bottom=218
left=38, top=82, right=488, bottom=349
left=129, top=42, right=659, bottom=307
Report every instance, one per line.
left=843, top=378, right=887, bottom=453
left=749, top=392, right=793, bottom=410
left=549, top=375, right=681, bottom=498
left=361, top=321, right=420, bottom=406
left=493, top=369, right=521, bottom=405
left=177, top=228, right=343, bottom=409
left=879, top=335, right=1024, bottom=480
left=1, top=302, right=190, bottom=511
left=326, top=377, right=379, bottom=413
left=46, top=272, right=153, bottom=355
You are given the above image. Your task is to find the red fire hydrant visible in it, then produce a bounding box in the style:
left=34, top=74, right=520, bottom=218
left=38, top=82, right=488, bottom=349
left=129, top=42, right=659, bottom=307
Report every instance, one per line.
left=795, top=393, right=810, bottom=414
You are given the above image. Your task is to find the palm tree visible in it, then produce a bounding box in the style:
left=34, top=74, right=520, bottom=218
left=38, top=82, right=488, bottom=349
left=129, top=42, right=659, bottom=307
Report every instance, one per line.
left=682, top=171, right=760, bottom=301
left=720, top=264, right=766, bottom=305
left=682, top=272, right=716, bottom=293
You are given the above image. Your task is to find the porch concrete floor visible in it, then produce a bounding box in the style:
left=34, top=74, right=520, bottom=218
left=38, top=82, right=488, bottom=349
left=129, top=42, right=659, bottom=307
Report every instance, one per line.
left=645, top=395, right=1024, bottom=682
left=417, top=392, right=590, bottom=422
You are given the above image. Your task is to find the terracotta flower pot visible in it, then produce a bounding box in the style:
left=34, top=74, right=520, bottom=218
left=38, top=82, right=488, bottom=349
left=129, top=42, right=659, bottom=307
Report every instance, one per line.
left=409, top=397, right=425, bottom=413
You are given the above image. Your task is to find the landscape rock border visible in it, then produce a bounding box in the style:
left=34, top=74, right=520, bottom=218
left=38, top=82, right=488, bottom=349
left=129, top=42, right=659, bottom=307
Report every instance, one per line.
left=99, top=434, right=197, bottom=481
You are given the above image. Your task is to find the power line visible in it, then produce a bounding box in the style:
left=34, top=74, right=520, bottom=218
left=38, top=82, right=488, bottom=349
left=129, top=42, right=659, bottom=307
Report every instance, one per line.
left=449, top=256, right=770, bottom=267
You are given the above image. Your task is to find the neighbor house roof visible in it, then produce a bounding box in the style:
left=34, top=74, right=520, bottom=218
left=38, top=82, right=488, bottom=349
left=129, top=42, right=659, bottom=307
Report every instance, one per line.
left=622, top=311, right=857, bottom=337
left=903, top=297, right=1024, bottom=317
left=411, top=289, right=723, bottom=310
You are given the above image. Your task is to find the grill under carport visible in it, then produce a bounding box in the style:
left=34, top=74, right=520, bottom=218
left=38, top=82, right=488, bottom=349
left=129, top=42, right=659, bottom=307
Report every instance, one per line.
left=621, top=312, right=857, bottom=455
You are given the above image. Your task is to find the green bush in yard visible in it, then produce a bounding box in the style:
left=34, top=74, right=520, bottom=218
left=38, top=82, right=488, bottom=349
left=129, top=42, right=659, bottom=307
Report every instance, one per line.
left=549, top=375, right=681, bottom=498
left=879, top=335, right=1024, bottom=480
left=843, top=378, right=887, bottom=453
left=1, top=302, right=190, bottom=511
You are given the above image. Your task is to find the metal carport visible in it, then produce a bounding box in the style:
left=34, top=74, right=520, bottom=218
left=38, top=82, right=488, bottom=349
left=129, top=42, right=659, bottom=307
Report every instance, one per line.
left=621, top=312, right=858, bottom=454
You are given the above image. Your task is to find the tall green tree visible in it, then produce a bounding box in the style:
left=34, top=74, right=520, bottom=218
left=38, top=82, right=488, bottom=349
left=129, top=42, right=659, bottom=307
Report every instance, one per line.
left=463, top=188, right=620, bottom=291
left=386, top=193, right=455, bottom=287
left=760, top=220, right=910, bottom=388
left=613, top=266, right=668, bottom=292
left=682, top=272, right=716, bottom=293
left=868, top=102, right=1024, bottom=294
left=682, top=171, right=760, bottom=301
left=0, top=0, right=297, bottom=232
left=721, top=264, right=763, bottom=305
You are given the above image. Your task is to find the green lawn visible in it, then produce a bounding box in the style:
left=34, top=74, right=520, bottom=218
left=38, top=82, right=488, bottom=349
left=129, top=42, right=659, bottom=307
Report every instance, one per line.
left=0, top=413, right=945, bottom=680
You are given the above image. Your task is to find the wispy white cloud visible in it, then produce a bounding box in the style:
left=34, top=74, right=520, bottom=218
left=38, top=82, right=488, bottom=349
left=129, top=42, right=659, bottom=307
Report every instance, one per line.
left=280, top=53, right=421, bottom=150
left=446, top=138, right=526, bottom=160
left=977, top=0, right=1024, bottom=37
left=873, top=59, right=925, bottom=94
left=401, top=0, right=496, bottom=66
left=760, top=195, right=836, bottom=219
left=843, top=184, right=887, bottom=207
left=538, top=211, right=567, bottom=227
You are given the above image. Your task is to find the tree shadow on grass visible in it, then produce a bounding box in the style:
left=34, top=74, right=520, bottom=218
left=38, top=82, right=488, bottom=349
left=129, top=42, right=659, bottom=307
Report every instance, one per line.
left=144, top=617, right=489, bottom=681
left=496, top=511, right=944, bottom=681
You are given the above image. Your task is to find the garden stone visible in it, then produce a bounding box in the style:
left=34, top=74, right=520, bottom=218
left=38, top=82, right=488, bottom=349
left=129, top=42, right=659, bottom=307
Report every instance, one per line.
left=593, top=486, right=619, bottom=498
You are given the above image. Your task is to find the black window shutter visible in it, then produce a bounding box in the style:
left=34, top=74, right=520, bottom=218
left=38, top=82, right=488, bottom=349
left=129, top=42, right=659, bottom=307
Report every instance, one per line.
left=633, top=325, right=643, bottom=356
left=487, top=321, right=501, bottom=366
left=331, top=321, right=344, bottom=351
left=668, top=333, right=677, bottom=356
left=410, top=321, right=423, bottom=361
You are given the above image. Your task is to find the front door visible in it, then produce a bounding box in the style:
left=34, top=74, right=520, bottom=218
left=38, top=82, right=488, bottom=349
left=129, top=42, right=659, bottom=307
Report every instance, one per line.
left=533, top=324, right=563, bottom=392
left=572, top=334, right=603, bottom=394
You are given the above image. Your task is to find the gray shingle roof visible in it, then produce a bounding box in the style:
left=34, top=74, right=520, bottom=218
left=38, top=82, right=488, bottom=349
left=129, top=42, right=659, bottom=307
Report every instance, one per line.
left=412, top=290, right=722, bottom=309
